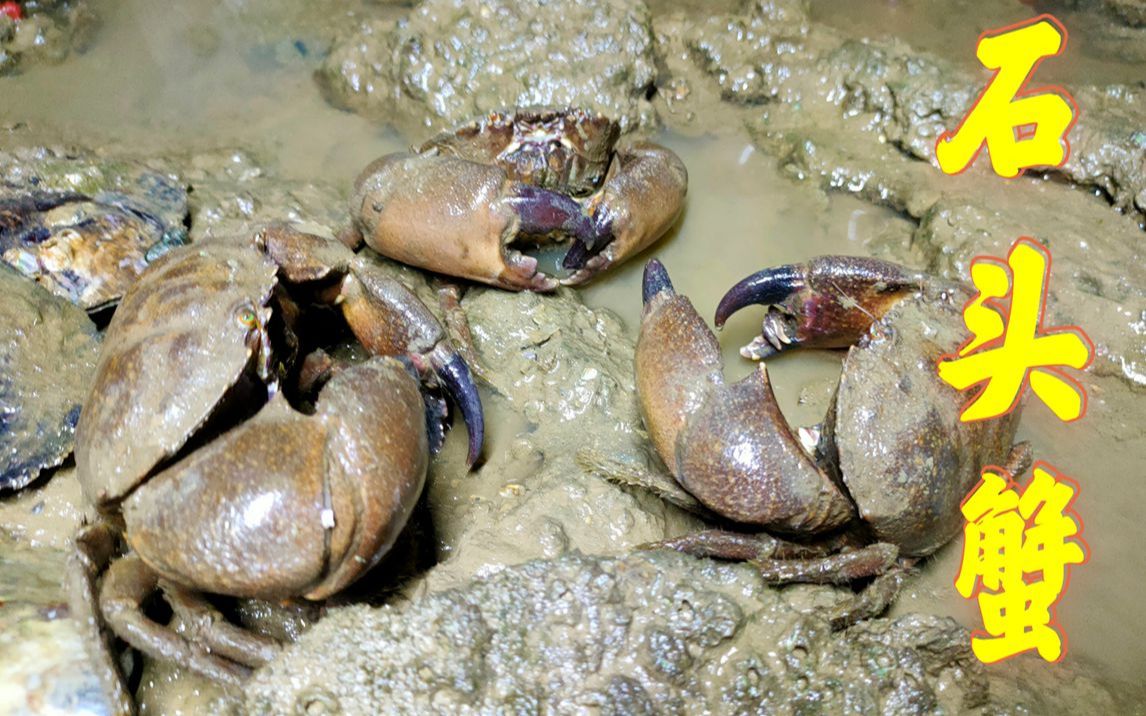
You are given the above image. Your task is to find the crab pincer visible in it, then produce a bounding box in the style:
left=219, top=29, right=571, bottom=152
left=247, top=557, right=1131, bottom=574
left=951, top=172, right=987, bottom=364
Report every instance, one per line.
left=637, top=259, right=855, bottom=535
left=714, top=256, right=924, bottom=359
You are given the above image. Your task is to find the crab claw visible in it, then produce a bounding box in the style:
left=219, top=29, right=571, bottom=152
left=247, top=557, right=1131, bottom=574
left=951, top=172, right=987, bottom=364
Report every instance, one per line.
left=714, top=256, right=924, bottom=360
left=636, top=260, right=854, bottom=534
left=561, top=143, right=688, bottom=286
left=330, top=253, right=484, bottom=467
left=352, top=140, right=686, bottom=291
left=353, top=153, right=563, bottom=291
left=428, top=343, right=484, bottom=467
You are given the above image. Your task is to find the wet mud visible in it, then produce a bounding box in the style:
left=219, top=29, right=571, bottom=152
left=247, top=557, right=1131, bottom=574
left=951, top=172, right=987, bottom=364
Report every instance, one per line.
left=249, top=551, right=1117, bottom=715
left=319, top=0, right=659, bottom=136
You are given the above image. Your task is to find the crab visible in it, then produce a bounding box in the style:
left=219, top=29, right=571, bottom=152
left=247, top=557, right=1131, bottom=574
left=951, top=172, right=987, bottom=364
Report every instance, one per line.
left=66, top=224, right=484, bottom=706
left=633, top=256, right=1027, bottom=623
left=350, top=107, right=688, bottom=291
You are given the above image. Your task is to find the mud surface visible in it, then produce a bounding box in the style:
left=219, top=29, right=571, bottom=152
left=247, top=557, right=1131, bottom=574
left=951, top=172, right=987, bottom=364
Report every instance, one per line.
left=0, top=0, right=1144, bottom=712
left=420, top=283, right=704, bottom=590
left=319, top=0, right=659, bottom=136
left=249, top=551, right=1116, bottom=715
left=653, top=0, right=1146, bottom=388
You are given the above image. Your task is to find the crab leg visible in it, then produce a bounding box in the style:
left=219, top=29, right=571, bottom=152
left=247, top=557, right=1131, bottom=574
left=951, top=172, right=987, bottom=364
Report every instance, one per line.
left=646, top=529, right=836, bottom=561
left=100, top=555, right=251, bottom=686
left=163, top=582, right=280, bottom=668
left=824, top=566, right=912, bottom=630
left=752, top=543, right=899, bottom=585
left=647, top=528, right=898, bottom=585
left=714, top=256, right=923, bottom=360
left=66, top=523, right=135, bottom=716
left=637, top=260, right=854, bottom=534
left=260, top=224, right=484, bottom=466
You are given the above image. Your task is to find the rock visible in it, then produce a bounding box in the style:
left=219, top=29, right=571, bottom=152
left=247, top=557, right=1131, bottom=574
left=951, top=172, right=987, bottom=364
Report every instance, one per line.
left=317, top=0, right=659, bottom=137
left=0, top=147, right=189, bottom=310
left=248, top=551, right=1116, bottom=714
left=670, top=0, right=1146, bottom=388
left=0, top=532, right=116, bottom=716
left=0, top=265, right=100, bottom=491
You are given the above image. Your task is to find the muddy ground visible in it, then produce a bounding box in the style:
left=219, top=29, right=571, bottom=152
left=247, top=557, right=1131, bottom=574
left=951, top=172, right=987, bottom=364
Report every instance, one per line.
left=0, top=0, right=1143, bottom=713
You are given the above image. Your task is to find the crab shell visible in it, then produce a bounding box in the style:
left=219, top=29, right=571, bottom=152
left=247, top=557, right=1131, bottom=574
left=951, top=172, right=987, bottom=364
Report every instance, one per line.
left=74, top=238, right=430, bottom=600
left=821, top=283, right=1022, bottom=556
left=418, top=107, right=620, bottom=196
left=75, top=240, right=278, bottom=508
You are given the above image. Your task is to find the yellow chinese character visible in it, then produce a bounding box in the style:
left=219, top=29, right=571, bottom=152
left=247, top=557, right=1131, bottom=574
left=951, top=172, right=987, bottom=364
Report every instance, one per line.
left=935, top=15, right=1077, bottom=178
left=956, top=463, right=1086, bottom=663
left=938, top=238, right=1092, bottom=422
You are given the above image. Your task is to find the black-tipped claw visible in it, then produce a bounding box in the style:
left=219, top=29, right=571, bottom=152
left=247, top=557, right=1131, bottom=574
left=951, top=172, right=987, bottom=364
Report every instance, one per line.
left=714, top=265, right=804, bottom=328
left=506, top=183, right=614, bottom=273
left=561, top=211, right=614, bottom=271
left=430, top=348, right=485, bottom=468
left=561, top=239, right=592, bottom=271
left=642, top=259, right=675, bottom=304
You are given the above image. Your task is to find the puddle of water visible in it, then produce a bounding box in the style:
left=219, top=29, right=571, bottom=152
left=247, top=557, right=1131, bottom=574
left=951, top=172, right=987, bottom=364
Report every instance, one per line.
left=0, top=0, right=405, bottom=182
left=582, top=133, right=914, bottom=426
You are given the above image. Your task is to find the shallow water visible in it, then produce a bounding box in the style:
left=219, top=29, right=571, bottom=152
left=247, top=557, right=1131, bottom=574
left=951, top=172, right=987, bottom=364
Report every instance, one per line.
left=2, top=0, right=1144, bottom=708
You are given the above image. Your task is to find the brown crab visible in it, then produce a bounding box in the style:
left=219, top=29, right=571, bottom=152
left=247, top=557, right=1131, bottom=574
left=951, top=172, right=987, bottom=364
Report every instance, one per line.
left=351, top=108, right=688, bottom=291
left=67, top=225, right=484, bottom=707
left=634, top=257, right=1027, bottom=620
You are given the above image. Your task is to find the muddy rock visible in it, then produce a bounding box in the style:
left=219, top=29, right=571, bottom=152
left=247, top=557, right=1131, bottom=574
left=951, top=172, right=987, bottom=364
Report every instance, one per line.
left=181, top=149, right=349, bottom=241
left=683, top=1, right=1146, bottom=215
left=1039, top=0, right=1146, bottom=27
left=670, top=0, right=1146, bottom=388
left=0, top=146, right=189, bottom=309
left=421, top=285, right=702, bottom=590
left=248, top=550, right=1115, bottom=714
left=0, top=265, right=99, bottom=491
left=318, top=0, right=659, bottom=137
left=0, top=1, right=97, bottom=75
left=0, top=531, right=114, bottom=716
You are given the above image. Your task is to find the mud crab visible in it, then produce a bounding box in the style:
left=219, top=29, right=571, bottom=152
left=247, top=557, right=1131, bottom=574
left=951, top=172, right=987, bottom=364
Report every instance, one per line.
left=351, top=107, right=688, bottom=291
left=634, top=256, right=1027, bottom=621
left=67, top=225, right=484, bottom=706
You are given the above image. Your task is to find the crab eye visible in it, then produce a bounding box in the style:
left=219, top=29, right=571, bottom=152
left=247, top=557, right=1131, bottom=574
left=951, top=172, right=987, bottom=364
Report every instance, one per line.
left=235, top=306, right=259, bottom=328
